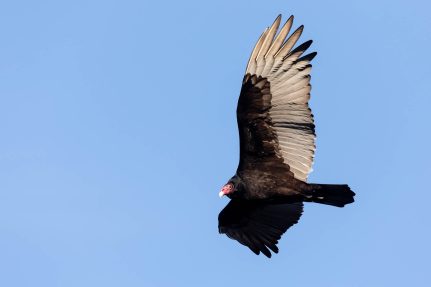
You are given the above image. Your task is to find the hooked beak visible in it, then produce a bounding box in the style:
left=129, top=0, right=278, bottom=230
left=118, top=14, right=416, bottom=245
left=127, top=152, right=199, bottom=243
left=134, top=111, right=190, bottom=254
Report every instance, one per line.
left=219, top=191, right=225, bottom=198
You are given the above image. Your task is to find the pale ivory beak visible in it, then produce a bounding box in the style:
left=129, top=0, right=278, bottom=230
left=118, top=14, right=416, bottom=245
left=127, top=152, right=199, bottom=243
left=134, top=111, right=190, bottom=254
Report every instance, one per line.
left=219, top=191, right=225, bottom=198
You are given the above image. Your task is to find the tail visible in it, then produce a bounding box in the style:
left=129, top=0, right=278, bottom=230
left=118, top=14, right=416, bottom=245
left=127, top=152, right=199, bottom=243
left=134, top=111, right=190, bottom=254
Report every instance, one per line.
left=308, top=184, right=355, bottom=207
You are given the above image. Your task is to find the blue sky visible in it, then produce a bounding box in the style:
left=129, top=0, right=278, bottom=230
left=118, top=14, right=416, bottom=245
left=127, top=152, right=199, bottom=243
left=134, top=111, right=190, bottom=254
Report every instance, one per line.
left=1, top=0, right=430, bottom=286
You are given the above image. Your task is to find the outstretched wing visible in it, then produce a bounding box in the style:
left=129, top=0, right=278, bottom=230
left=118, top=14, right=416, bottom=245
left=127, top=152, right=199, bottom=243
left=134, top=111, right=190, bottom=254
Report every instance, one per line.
left=237, top=15, right=316, bottom=181
left=218, top=199, right=303, bottom=258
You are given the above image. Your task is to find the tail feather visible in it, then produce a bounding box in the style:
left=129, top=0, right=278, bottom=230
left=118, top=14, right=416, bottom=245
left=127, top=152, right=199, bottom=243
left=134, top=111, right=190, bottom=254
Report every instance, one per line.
left=309, top=184, right=355, bottom=207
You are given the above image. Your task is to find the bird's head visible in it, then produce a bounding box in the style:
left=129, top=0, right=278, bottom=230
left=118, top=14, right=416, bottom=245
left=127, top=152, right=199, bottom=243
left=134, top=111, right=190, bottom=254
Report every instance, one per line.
left=219, top=175, right=243, bottom=199
left=219, top=182, right=234, bottom=198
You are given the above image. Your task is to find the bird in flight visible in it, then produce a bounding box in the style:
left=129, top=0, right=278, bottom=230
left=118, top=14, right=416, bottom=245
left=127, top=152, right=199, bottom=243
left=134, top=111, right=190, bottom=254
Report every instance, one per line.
left=218, top=14, right=355, bottom=258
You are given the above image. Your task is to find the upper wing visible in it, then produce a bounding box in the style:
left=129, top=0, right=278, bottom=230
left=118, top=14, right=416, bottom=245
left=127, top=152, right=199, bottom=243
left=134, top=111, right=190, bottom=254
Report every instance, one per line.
left=237, top=15, right=316, bottom=181
left=218, top=199, right=303, bottom=258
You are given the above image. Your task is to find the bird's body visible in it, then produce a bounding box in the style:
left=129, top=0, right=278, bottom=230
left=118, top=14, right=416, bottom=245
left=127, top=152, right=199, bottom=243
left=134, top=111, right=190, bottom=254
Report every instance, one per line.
left=218, top=14, right=355, bottom=258
left=232, top=166, right=308, bottom=200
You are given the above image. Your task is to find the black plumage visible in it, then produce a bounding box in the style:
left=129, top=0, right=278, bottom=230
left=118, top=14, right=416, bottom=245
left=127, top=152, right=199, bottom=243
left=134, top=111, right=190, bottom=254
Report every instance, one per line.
left=218, top=14, right=355, bottom=258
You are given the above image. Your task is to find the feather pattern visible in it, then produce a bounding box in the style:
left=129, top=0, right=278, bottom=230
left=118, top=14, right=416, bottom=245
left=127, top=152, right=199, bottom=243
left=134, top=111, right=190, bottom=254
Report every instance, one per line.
left=242, top=15, right=316, bottom=181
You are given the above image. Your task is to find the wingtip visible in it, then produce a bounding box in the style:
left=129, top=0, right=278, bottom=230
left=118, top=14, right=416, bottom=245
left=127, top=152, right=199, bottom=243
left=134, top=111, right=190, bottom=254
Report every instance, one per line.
left=290, top=39, right=313, bottom=55
left=271, top=14, right=282, bottom=31
left=262, top=249, right=272, bottom=258
left=305, top=51, right=318, bottom=62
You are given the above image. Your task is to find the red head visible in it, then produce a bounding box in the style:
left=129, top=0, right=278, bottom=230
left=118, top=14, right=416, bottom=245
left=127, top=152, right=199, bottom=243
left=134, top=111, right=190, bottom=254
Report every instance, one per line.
left=219, top=183, right=234, bottom=198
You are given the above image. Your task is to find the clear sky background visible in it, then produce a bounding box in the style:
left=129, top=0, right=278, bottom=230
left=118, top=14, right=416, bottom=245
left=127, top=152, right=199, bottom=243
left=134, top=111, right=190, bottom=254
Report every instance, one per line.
left=1, top=0, right=430, bottom=286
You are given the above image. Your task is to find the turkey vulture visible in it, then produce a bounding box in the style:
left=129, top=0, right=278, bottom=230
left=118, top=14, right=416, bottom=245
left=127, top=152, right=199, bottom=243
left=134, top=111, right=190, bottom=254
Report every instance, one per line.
left=218, top=15, right=355, bottom=258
